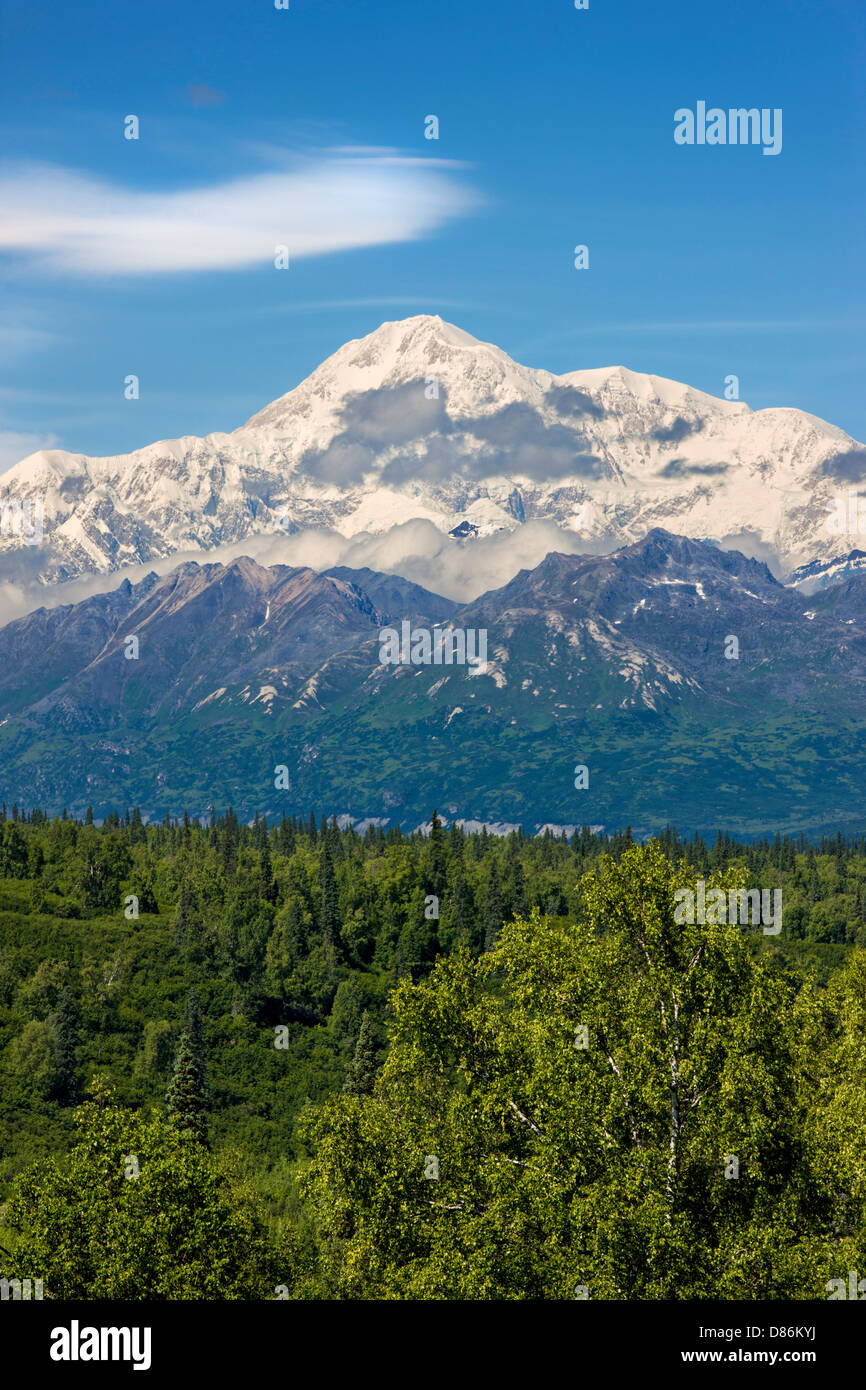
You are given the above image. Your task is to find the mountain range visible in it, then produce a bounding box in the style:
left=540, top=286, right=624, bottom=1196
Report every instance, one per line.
left=2, top=528, right=865, bottom=837
left=1, top=315, right=864, bottom=597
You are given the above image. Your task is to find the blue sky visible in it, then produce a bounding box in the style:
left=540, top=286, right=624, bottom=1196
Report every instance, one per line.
left=1, top=0, right=864, bottom=465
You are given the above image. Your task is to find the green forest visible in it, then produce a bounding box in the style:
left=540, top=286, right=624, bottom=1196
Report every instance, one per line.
left=0, top=806, right=864, bottom=1299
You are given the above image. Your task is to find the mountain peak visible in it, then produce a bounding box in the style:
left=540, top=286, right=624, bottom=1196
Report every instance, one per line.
left=240, top=313, right=521, bottom=433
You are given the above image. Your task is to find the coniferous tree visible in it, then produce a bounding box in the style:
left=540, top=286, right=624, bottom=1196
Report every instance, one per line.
left=320, top=841, right=340, bottom=947
left=260, top=841, right=277, bottom=904
left=173, top=881, right=194, bottom=947
left=278, top=813, right=295, bottom=856
left=138, top=865, right=158, bottom=914
left=343, top=1012, right=377, bottom=1096
left=483, top=859, right=505, bottom=951
left=182, top=989, right=207, bottom=1094
left=443, top=858, right=476, bottom=951
left=507, top=854, right=528, bottom=918
left=428, top=810, right=448, bottom=899
left=329, top=813, right=343, bottom=858
left=166, top=1033, right=208, bottom=1144
left=221, top=808, right=238, bottom=877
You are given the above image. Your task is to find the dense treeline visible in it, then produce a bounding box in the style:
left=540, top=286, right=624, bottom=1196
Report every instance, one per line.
left=0, top=808, right=864, bottom=1298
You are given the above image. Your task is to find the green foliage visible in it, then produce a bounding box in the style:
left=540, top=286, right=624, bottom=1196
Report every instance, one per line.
left=0, top=807, right=864, bottom=1299
left=71, top=828, right=132, bottom=911
left=0, top=822, right=28, bottom=878
left=2, top=1078, right=277, bottom=1298
left=52, top=985, right=78, bottom=1106
left=301, top=847, right=851, bottom=1299
left=8, top=1020, right=57, bottom=1098
left=135, top=1019, right=174, bottom=1079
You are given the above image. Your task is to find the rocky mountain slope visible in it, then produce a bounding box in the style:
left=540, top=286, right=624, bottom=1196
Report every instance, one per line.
left=1, top=530, right=864, bottom=836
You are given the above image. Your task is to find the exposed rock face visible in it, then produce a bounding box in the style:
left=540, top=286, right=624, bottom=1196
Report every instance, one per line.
left=2, top=530, right=865, bottom=836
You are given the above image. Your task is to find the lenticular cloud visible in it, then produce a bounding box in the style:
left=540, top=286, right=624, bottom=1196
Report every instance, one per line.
left=0, top=151, right=478, bottom=275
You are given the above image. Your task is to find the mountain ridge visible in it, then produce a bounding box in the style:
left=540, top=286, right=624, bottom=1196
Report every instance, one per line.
left=2, top=528, right=865, bottom=837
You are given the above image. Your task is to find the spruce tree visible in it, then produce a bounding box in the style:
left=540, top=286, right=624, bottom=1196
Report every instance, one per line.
left=483, top=859, right=504, bottom=951
left=445, top=860, right=476, bottom=951
left=343, top=1012, right=377, bottom=1096
left=328, top=813, right=342, bottom=858
left=173, top=881, right=194, bottom=947
left=278, top=813, right=295, bottom=856
left=320, top=841, right=340, bottom=947
left=221, top=808, right=238, bottom=877
left=166, top=1033, right=208, bottom=1144
left=507, top=853, right=528, bottom=919
left=182, top=989, right=207, bottom=1094
left=260, top=841, right=277, bottom=904
left=428, top=810, right=448, bottom=898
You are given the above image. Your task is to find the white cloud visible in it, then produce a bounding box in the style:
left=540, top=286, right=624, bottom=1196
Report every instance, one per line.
left=0, top=519, right=599, bottom=626
left=0, top=151, right=479, bottom=275
left=306, top=519, right=594, bottom=600
left=114, top=518, right=596, bottom=604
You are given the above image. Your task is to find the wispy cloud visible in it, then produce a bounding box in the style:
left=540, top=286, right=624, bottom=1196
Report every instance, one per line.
left=0, top=323, right=55, bottom=364
left=517, top=318, right=863, bottom=361
left=522, top=320, right=860, bottom=356
left=0, top=518, right=597, bottom=625
left=241, top=296, right=489, bottom=317
left=0, top=150, right=479, bottom=276
left=569, top=320, right=860, bottom=333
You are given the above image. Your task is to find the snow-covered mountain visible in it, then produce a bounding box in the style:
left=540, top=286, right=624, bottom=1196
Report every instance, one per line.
left=787, top=549, right=866, bottom=593
left=1, top=314, right=863, bottom=591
